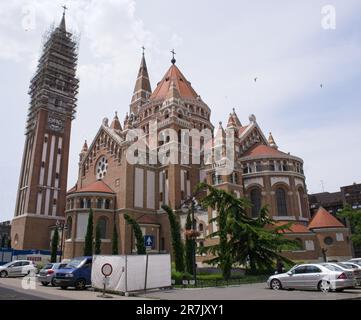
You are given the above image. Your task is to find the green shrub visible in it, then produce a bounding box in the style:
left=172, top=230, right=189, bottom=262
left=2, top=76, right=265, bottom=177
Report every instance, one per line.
left=171, top=271, right=192, bottom=285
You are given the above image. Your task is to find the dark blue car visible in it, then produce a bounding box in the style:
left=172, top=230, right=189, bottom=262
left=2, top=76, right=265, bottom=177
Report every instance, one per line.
left=54, top=256, right=92, bottom=290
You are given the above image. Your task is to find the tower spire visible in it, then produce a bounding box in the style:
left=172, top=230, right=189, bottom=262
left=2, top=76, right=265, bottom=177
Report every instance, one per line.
left=130, top=48, right=152, bottom=114
left=171, top=49, right=176, bottom=65
left=59, top=5, right=67, bottom=31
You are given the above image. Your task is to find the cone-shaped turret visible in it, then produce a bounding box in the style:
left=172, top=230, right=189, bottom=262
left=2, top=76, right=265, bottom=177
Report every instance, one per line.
left=150, top=64, right=198, bottom=101
left=268, top=132, right=278, bottom=149
left=79, top=140, right=88, bottom=162
left=82, top=140, right=88, bottom=153
left=110, top=112, right=122, bottom=130
left=231, top=108, right=242, bottom=127
left=130, top=51, right=152, bottom=114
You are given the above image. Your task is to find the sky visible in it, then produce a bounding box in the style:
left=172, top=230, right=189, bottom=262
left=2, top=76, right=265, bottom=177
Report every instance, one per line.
left=0, top=0, right=361, bottom=222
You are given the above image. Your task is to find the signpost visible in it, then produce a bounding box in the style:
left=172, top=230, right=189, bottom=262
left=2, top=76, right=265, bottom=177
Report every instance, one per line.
left=98, top=263, right=113, bottom=298
left=144, top=235, right=154, bottom=250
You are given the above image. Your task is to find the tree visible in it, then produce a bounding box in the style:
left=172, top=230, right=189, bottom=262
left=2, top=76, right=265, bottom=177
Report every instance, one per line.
left=95, top=222, right=102, bottom=255
left=124, top=214, right=146, bottom=254
left=7, top=238, right=11, bottom=249
left=338, top=205, right=361, bottom=247
left=51, top=228, right=59, bottom=263
left=196, top=182, right=298, bottom=278
left=185, top=209, right=194, bottom=275
left=112, top=223, right=119, bottom=255
left=84, top=208, right=94, bottom=256
left=162, top=204, right=185, bottom=272
left=1, top=236, right=5, bottom=248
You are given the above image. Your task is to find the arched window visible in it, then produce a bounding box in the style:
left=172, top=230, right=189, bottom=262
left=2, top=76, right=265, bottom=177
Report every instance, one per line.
left=97, top=198, right=103, bottom=209
left=86, top=198, right=91, bottom=209
left=80, top=199, right=85, bottom=209
left=250, top=188, right=262, bottom=217
left=199, top=223, right=204, bottom=232
left=66, top=216, right=72, bottom=240
left=105, top=199, right=111, bottom=210
left=276, top=188, right=288, bottom=216
left=97, top=217, right=108, bottom=239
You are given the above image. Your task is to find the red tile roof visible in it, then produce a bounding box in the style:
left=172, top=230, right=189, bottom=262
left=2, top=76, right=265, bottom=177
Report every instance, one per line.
left=69, top=180, right=115, bottom=194
left=242, top=143, right=287, bottom=157
left=150, top=65, right=198, bottom=101
left=308, top=207, right=345, bottom=229
left=274, top=221, right=311, bottom=233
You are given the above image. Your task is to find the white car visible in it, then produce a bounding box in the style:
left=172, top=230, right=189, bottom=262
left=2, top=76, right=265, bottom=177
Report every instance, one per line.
left=337, top=262, right=361, bottom=286
left=267, top=263, right=355, bottom=292
left=0, top=260, right=37, bottom=278
left=349, top=258, right=361, bottom=266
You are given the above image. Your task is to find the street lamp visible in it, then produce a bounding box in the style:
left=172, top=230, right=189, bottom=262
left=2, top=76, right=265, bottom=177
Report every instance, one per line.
left=56, top=220, right=67, bottom=263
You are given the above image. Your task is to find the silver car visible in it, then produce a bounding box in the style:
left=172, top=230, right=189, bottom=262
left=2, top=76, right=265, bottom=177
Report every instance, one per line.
left=335, top=262, right=361, bottom=286
left=37, top=262, right=68, bottom=286
left=349, top=258, right=361, bottom=266
left=267, top=263, right=355, bottom=292
left=0, top=260, right=37, bottom=278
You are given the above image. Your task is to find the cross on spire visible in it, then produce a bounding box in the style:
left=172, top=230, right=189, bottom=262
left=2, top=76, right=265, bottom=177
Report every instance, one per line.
left=171, top=49, right=176, bottom=64
left=141, top=46, right=145, bottom=56
left=62, top=5, right=68, bottom=15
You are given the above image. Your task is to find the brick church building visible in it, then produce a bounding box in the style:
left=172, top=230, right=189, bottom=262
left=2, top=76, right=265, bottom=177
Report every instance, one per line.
left=11, top=12, right=352, bottom=264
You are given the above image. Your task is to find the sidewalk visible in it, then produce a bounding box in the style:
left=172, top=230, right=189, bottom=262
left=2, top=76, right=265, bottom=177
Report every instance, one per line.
left=0, top=277, right=149, bottom=300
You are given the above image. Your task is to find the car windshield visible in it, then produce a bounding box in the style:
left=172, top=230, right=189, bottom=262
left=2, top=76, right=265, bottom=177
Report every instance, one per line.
left=65, top=258, right=84, bottom=269
left=58, top=263, right=68, bottom=269
left=1, top=262, right=15, bottom=268
left=339, top=263, right=356, bottom=269
left=43, top=263, right=53, bottom=269
left=322, top=264, right=343, bottom=272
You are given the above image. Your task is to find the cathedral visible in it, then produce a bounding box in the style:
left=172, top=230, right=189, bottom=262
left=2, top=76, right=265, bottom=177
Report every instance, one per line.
left=12, top=12, right=352, bottom=264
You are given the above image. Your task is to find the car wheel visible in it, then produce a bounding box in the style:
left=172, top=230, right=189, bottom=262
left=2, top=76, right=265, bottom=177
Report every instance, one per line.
left=0, top=271, right=8, bottom=278
left=60, top=286, right=68, bottom=290
left=75, top=279, right=86, bottom=290
left=318, top=280, right=330, bottom=293
left=335, top=289, right=344, bottom=292
left=51, top=279, right=56, bottom=287
left=41, top=281, right=49, bottom=286
left=270, top=279, right=282, bottom=290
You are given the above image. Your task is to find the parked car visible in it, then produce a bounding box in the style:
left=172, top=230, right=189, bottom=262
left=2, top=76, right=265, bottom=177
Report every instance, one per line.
left=0, top=260, right=37, bottom=278
left=349, top=258, right=361, bottom=266
left=267, top=263, right=355, bottom=292
left=336, top=262, right=361, bottom=286
left=37, top=262, right=68, bottom=286
left=53, top=256, right=92, bottom=290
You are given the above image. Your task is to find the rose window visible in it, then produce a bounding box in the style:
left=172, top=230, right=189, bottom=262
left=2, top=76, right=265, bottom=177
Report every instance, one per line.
left=96, top=156, right=108, bottom=180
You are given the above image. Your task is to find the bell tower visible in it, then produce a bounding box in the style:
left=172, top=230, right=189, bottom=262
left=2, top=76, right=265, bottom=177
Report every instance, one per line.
left=11, top=10, right=79, bottom=250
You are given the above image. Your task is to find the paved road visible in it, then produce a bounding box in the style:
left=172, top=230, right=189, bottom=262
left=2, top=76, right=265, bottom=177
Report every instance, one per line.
left=3, top=277, right=361, bottom=300
left=139, top=282, right=361, bottom=300
left=0, top=277, right=147, bottom=300
left=0, top=285, right=47, bottom=300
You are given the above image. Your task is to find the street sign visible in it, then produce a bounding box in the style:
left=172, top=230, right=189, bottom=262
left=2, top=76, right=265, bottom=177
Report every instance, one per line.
left=144, top=235, right=154, bottom=249
left=101, top=263, right=113, bottom=277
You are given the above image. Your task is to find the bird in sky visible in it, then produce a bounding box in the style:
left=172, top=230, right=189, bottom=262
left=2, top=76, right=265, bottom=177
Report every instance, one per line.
left=320, top=84, right=323, bottom=88
left=254, top=77, right=258, bottom=82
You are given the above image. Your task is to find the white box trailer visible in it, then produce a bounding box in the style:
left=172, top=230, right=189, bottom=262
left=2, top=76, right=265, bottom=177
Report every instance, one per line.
left=91, top=254, right=171, bottom=293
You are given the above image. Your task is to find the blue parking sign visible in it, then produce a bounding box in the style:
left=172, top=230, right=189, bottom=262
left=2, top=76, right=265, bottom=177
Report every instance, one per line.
left=144, top=235, right=154, bottom=249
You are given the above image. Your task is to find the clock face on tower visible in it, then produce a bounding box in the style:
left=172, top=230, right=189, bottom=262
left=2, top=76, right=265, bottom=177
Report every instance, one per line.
left=48, top=116, right=64, bottom=133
